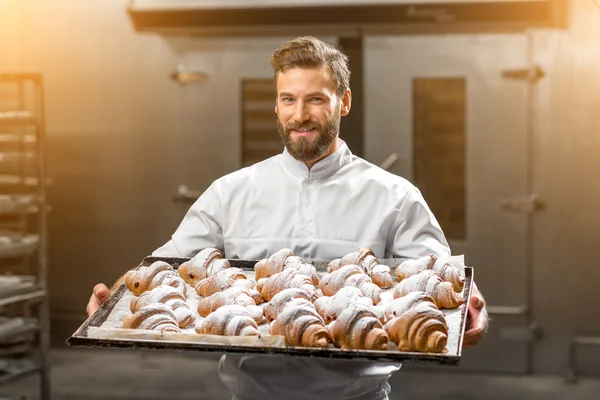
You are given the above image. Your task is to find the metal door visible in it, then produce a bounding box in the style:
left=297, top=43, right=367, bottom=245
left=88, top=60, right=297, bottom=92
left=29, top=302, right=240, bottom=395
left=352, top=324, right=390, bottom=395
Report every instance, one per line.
left=365, top=34, right=537, bottom=373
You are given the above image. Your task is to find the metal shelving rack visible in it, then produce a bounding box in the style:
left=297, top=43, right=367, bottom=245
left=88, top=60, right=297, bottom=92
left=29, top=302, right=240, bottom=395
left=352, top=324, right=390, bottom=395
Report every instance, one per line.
left=0, top=74, right=50, bottom=399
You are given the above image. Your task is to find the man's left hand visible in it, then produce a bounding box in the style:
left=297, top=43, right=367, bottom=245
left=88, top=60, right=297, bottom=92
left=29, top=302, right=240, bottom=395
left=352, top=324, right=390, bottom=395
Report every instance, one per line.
left=463, top=292, right=488, bottom=348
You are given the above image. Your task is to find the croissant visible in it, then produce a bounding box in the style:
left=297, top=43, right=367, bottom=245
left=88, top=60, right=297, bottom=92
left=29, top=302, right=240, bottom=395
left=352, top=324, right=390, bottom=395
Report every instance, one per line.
left=147, top=269, right=188, bottom=296
left=122, top=303, right=181, bottom=333
left=195, top=305, right=260, bottom=337
left=269, top=302, right=329, bottom=347
left=254, top=248, right=293, bottom=280
left=255, top=249, right=320, bottom=286
left=395, top=254, right=464, bottom=291
left=178, top=247, right=230, bottom=287
left=197, top=287, right=264, bottom=324
left=328, top=306, right=389, bottom=350
left=130, top=285, right=195, bottom=328
left=314, top=287, right=374, bottom=324
left=263, top=288, right=315, bottom=324
left=319, top=265, right=381, bottom=305
left=384, top=291, right=437, bottom=320
left=384, top=292, right=448, bottom=353
left=256, top=269, right=317, bottom=302
left=195, top=268, right=255, bottom=298
left=393, top=270, right=464, bottom=309
left=328, top=248, right=394, bottom=289
left=125, top=261, right=172, bottom=296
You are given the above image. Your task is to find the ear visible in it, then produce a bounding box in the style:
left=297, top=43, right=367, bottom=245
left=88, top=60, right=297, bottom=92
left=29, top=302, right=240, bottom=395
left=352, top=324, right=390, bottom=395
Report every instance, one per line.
left=340, top=89, right=352, bottom=116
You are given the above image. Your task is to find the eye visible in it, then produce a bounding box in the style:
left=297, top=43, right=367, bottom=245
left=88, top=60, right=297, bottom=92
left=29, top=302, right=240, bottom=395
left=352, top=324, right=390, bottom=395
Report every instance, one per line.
left=281, top=97, right=294, bottom=103
left=310, top=97, right=324, bottom=103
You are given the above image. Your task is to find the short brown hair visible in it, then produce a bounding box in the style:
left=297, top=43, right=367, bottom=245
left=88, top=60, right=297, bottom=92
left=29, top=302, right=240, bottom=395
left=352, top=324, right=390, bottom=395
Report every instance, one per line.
left=269, top=36, right=351, bottom=97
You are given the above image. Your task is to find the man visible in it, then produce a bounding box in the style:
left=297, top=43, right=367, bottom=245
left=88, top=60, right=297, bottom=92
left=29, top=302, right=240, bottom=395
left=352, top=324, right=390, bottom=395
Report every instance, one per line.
left=87, top=36, right=488, bottom=400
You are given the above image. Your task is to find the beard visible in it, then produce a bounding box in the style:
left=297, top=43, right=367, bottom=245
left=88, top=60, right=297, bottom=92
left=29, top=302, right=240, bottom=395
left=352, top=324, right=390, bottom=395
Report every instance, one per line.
left=277, top=110, right=341, bottom=162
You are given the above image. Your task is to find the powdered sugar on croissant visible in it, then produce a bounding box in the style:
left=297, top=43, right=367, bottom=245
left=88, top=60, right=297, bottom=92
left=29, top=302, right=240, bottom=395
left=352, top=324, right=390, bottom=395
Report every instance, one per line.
left=263, top=288, right=315, bottom=324
left=393, top=270, right=464, bottom=309
left=125, top=261, right=172, bottom=296
left=314, top=287, right=374, bottom=324
left=256, top=269, right=317, bottom=302
left=395, top=254, right=464, bottom=291
left=195, top=268, right=255, bottom=298
left=254, top=249, right=320, bottom=286
left=197, top=287, right=264, bottom=324
left=178, top=248, right=230, bottom=287
left=195, top=305, right=260, bottom=337
left=269, top=300, right=329, bottom=347
left=319, top=265, right=381, bottom=305
left=123, top=303, right=181, bottom=333
left=384, top=291, right=448, bottom=353
left=328, top=305, right=389, bottom=350
left=130, top=285, right=195, bottom=328
left=328, top=249, right=394, bottom=289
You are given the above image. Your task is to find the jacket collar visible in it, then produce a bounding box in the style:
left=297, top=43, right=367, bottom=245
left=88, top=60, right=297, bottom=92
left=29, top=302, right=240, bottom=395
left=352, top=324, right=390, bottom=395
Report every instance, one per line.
left=281, top=139, right=353, bottom=180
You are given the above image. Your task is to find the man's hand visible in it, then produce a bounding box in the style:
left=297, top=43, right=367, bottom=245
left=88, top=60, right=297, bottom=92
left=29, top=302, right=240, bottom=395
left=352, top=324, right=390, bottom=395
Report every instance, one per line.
left=463, top=291, right=489, bottom=348
left=86, top=284, right=110, bottom=317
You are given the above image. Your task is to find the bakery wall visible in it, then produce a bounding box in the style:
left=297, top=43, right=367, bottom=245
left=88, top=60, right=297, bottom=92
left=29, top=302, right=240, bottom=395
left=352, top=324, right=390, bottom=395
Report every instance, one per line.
left=1, top=0, right=599, bottom=378
left=0, top=1, right=21, bottom=70
left=530, top=1, right=600, bottom=375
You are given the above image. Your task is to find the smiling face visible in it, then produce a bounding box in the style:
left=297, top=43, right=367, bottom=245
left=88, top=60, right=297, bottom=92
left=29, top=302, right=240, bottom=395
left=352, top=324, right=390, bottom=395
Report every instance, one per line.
left=275, top=66, right=351, bottom=163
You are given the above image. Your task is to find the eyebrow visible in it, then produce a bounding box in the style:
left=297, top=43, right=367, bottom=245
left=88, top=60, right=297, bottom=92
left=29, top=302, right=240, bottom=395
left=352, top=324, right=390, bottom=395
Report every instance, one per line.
left=278, top=92, right=327, bottom=98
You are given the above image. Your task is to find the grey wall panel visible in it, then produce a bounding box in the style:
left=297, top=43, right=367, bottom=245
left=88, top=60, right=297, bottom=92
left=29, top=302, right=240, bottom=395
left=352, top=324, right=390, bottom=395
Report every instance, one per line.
left=530, top=0, right=600, bottom=376
left=364, top=34, right=532, bottom=373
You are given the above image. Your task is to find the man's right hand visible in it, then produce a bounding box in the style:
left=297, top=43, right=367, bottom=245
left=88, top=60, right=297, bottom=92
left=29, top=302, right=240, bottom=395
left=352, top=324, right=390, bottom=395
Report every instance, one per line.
left=86, top=284, right=110, bottom=317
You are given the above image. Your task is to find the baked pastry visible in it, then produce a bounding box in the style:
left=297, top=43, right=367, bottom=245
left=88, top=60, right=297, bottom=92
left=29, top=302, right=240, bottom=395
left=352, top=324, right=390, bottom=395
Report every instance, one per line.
left=394, top=254, right=464, bottom=291
left=384, top=291, right=448, bottom=353
left=122, top=303, right=181, bottom=333
left=328, top=305, right=389, bottom=350
left=125, top=261, right=174, bottom=296
left=195, top=305, right=260, bottom=337
left=263, top=288, right=315, bottom=324
left=269, top=301, right=329, bottom=347
left=256, top=269, right=317, bottom=302
left=328, top=248, right=394, bottom=289
left=254, top=248, right=320, bottom=286
left=319, top=265, right=381, bottom=305
left=195, top=268, right=255, bottom=298
left=197, top=287, right=264, bottom=324
left=130, top=284, right=195, bottom=328
left=314, top=287, right=375, bottom=324
left=178, top=248, right=230, bottom=287
left=393, top=270, right=464, bottom=309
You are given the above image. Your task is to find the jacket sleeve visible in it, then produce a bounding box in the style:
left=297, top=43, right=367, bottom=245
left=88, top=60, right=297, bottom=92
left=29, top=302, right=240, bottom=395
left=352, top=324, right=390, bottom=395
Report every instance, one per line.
left=152, top=182, right=224, bottom=257
left=386, top=186, right=451, bottom=259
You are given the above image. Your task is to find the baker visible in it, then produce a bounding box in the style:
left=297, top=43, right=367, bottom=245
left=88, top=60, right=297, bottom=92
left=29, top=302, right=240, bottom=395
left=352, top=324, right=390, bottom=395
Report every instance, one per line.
left=86, top=36, right=488, bottom=400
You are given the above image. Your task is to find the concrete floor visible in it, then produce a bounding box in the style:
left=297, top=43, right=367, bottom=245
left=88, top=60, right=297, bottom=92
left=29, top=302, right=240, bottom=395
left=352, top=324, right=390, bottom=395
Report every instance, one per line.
left=1, top=348, right=599, bottom=400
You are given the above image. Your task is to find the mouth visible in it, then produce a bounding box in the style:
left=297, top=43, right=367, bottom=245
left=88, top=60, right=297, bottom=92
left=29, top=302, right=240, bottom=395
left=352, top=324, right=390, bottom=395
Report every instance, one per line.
left=291, top=128, right=316, bottom=137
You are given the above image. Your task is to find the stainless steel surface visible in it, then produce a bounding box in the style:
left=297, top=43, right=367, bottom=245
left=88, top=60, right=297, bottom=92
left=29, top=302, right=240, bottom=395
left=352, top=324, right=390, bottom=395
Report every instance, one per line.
left=500, top=194, right=545, bottom=213
left=170, top=65, right=208, bottom=84
left=173, top=184, right=202, bottom=203
left=365, top=34, right=531, bottom=373
left=379, top=153, right=398, bottom=171
left=68, top=256, right=473, bottom=366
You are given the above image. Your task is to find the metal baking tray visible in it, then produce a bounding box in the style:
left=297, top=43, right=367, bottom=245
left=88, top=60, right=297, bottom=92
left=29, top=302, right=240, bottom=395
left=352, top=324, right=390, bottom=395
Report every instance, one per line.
left=67, top=256, right=473, bottom=366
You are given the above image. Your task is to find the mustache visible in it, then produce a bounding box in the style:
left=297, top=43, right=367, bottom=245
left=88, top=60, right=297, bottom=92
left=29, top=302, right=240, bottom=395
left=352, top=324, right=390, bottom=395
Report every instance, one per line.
left=286, top=121, right=317, bottom=131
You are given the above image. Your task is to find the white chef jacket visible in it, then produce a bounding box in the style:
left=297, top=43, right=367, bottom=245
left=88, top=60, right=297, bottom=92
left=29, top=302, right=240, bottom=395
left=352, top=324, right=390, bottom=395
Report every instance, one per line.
left=153, top=141, right=450, bottom=400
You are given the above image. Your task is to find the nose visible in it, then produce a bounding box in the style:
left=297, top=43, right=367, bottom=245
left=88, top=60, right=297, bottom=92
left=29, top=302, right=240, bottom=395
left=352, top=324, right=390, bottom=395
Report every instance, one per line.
left=292, top=101, right=310, bottom=123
